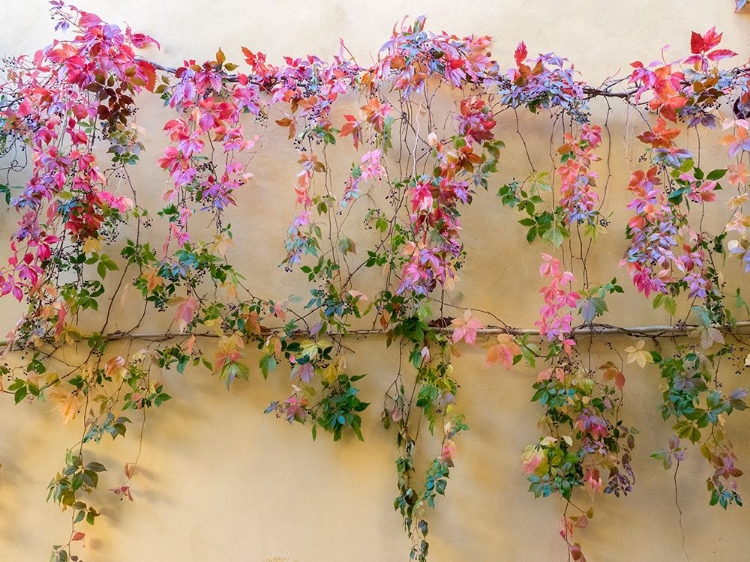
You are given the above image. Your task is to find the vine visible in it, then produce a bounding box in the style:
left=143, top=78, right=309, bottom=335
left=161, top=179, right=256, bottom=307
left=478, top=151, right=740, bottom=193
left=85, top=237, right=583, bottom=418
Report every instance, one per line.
left=0, top=4, right=749, bottom=561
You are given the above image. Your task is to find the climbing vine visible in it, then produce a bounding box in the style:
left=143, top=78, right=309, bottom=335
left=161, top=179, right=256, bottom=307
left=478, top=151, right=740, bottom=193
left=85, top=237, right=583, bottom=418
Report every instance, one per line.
left=1, top=3, right=750, bottom=561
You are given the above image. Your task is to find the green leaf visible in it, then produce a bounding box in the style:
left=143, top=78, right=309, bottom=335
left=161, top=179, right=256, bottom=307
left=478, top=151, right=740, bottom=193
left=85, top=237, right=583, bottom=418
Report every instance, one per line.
left=692, top=306, right=712, bottom=327
left=653, top=293, right=664, bottom=309
left=260, top=355, right=276, bottom=379
left=86, top=507, right=99, bottom=525
left=735, top=288, right=750, bottom=314
left=13, top=384, right=28, bottom=404
left=375, top=217, right=388, bottom=232
left=664, top=296, right=677, bottom=316
left=71, top=471, right=84, bottom=491
left=338, top=237, right=356, bottom=255
left=542, top=226, right=565, bottom=247
left=706, top=391, right=721, bottom=409
left=526, top=226, right=538, bottom=243
left=579, top=297, right=607, bottom=324
left=710, top=488, right=720, bottom=506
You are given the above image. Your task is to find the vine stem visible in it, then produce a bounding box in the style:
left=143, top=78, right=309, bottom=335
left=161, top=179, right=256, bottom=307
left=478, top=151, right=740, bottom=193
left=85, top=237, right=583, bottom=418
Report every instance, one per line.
left=674, top=460, right=690, bottom=562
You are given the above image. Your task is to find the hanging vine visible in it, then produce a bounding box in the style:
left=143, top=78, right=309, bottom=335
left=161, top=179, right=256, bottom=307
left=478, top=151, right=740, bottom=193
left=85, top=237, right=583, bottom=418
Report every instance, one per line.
left=0, top=3, right=749, bottom=561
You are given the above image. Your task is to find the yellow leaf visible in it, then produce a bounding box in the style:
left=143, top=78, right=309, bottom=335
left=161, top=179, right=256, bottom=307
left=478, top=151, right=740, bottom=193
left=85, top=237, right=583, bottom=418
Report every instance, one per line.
left=321, top=363, right=339, bottom=384
left=213, top=234, right=233, bottom=258
left=299, top=340, right=319, bottom=359
left=204, top=317, right=224, bottom=336
left=321, top=355, right=346, bottom=384
left=624, top=339, right=651, bottom=369
left=82, top=236, right=101, bottom=254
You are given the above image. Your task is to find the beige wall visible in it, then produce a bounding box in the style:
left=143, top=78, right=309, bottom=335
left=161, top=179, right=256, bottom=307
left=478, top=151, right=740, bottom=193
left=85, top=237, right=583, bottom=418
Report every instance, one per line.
left=1, top=1, right=750, bottom=561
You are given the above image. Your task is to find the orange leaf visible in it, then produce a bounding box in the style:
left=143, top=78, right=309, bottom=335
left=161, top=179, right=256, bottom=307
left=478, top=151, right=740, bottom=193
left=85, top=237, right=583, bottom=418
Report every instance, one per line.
left=599, top=361, right=625, bottom=390
left=216, top=48, right=226, bottom=65
left=50, top=388, right=81, bottom=424
left=484, top=334, right=521, bottom=369
left=637, top=117, right=681, bottom=148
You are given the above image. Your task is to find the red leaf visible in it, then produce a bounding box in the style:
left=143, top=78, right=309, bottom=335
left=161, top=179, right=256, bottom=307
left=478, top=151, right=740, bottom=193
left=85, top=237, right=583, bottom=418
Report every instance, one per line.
left=514, top=42, right=527, bottom=66
left=690, top=31, right=705, bottom=54
left=127, top=26, right=160, bottom=49
left=702, top=27, right=723, bottom=51
left=136, top=60, right=156, bottom=92
left=707, top=49, right=737, bottom=62
left=570, top=543, right=585, bottom=561
left=241, top=47, right=255, bottom=64
left=72, top=531, right=85, bottom=542
left=637, top=117, right=681, bottom=148
left=339, top=115, right=361, bottom=149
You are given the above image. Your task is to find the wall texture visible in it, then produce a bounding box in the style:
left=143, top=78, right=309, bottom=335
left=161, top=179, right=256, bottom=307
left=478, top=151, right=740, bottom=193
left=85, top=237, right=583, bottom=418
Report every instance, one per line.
left=1, top=1, right=749, bottom=561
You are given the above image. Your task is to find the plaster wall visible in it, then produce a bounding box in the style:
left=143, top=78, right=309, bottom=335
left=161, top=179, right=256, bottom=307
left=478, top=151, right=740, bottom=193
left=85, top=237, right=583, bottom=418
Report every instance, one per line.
left=0, top=1, right=749, bottom=561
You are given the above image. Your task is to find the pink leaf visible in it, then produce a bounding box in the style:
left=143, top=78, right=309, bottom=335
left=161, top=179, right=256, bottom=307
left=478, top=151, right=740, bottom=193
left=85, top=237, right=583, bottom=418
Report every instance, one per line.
left=174, top=296, right=199, bottom=331
left=78, top=12, right=102, bottom=28
left=440, top=439, right=457, bottom=467
left=292, top=362, right=315, bottom=383
left=451, top=309, right=483, bottom=346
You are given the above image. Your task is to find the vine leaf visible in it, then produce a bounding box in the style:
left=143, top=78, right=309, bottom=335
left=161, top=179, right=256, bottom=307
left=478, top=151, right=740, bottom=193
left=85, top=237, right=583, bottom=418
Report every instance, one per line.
left=451, top=310, right=483, bottom=346
left=599, top=361, right=625, bottom=390
left=625, top=339, right=652, bottom=368
left=693, top=325, right=724, bottom=350
left=579, top=296, right=607, bottom=324
left=173, top=296, right=199, bottom=332
left=484, top=334, right=521, bottom=369
left=691, top=305, right=725, bottom=349
left=50, top=389, right=81, bottom=424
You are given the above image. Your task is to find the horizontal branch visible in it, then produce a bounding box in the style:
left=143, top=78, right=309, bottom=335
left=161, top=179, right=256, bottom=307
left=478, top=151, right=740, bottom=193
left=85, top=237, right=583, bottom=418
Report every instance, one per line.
left=3, top=321, right=748, bottom=349
left=581, top=86, right=636, bottom=100
left=131, top=56, right=681, bottom=103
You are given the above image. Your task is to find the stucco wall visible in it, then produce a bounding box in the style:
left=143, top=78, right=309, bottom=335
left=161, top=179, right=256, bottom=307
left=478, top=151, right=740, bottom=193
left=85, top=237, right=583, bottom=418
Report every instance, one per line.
left=1, top=1, right=749, bottom=561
